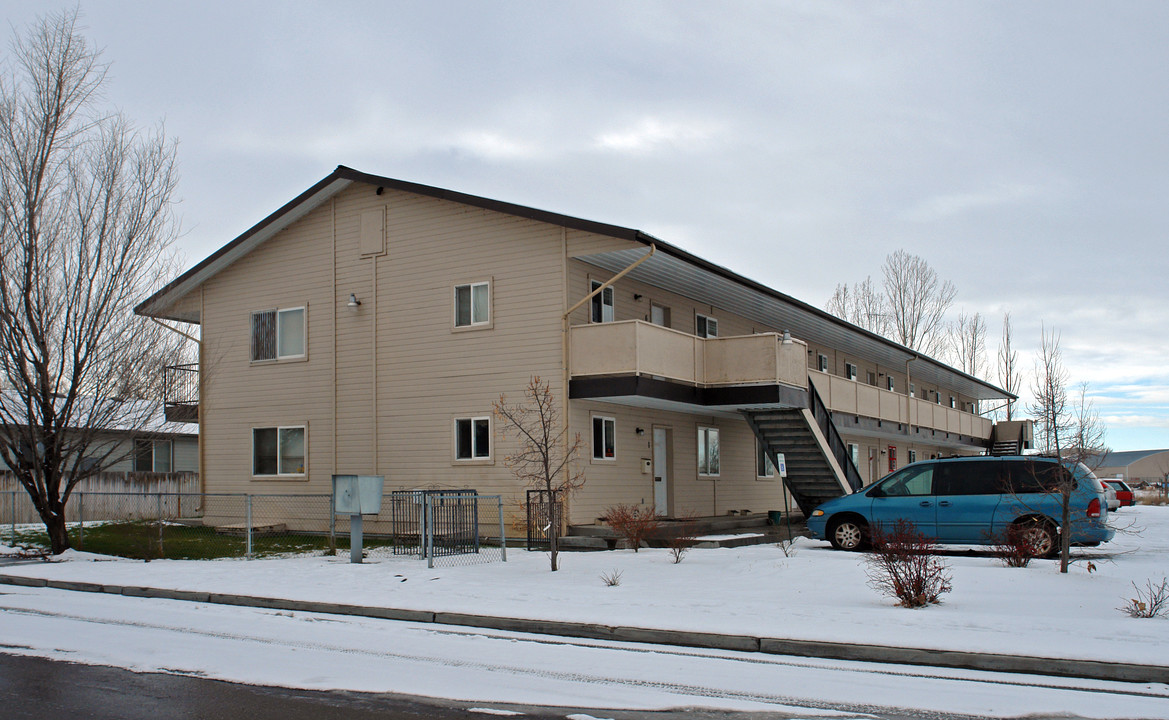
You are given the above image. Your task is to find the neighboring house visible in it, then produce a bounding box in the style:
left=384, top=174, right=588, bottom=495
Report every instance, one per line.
left=0, top=400, right=198, bottom=475
left=135, top=166, right=1018, bottom=526
left=1090, top=449, right=1169, bottom=487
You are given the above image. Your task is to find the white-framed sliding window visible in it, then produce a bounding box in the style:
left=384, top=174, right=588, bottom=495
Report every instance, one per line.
left=696, top=314, right=718, bottom=338
left=592, top=415, right=616, bottom=461
left=252, top=426, right=306, bottom=476
left=886, top=375, right=895, bottom=392
left=454, top=416, right=491, bottom=461
left=589, top=280, right=615, bottom=323
left=454, top=281, right=491, bottom=329
left=817, top=353, right=829, bottom=372
left=251, top=307, right=306, bottom=361
left=848, top=443, right=860, bottom=468
left=133, top=439, right=172, bottom=472
left=845, top=362, right=858, bottom=381
left=698, top=426, right=720, bottom=477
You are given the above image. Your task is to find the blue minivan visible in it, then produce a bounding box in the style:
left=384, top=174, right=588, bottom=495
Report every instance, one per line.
left=806, top=456, right=1114, bottom=555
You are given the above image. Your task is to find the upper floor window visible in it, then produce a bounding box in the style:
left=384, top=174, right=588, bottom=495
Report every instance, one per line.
left=252, top=307, right=305, bottom=361
left=696, top=314, right=718, bottom=338
left=253, top=426, right=305, bottom=476
left=590, top=280, right=614, bottom=323
left=817, top=353, right=828, bottom=372
left=886, top=376, right=895, bottom=392
left=592, top=415, right=616, bottom=460
left=454, top=282, right=490, bottom=328
left=455, top=416, right=491, bottom=460
left=935, top=391, right=942, bottom=405
left=134, top=439, right=172, bottom=472
left=949, top=396, right=956, bottom=409
left=909, top=383, right=916, bottom=398
left=845, top=362, right=858, bottom=381
left=908, top=449, right=918, bottom=464
left=866, top=371, right=876, bottom=386
left=698, top=426, right=720, bottom=476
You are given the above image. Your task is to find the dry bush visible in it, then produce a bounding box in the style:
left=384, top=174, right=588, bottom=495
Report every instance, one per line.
left=1119, top=578, right=1168, bottom=618
left=865, top=520, right=952, bottom=608
left=667, top=513, right=700, bottom=564
left=989, top=523, right=1043, bottom=568
left=604, top=504, right=659, bottom=553
left=600, top=569, right=623, bottom=587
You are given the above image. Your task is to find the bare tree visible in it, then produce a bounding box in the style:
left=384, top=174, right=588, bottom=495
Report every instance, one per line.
left=493, top=376, right=585, bottom=571
left=826, top=276, right=890, bottom=336
left=882, top=250, right=956, bottom=358
left=1028, top=327, right=1108, bottom=573
left=997, top=312, right=1021, bottom=420
left=0, top=10, right=182, bottom=554
left=947, top=311, right=986, bottom=379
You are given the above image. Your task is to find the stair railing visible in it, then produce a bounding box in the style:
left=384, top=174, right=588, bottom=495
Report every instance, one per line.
left=807, top=380, right=864, bottom=492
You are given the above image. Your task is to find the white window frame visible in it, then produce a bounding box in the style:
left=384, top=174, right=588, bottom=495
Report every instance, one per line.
left=590, top=280, right=615, bottom=323
left=848, top=443, right=860, bottom=468
left=591, top=415, right=616, bottom=461
left=949, top=396, right=956, bottom=409
left=908, top=449, right=918, bottom=464
left=133, top=439, right=173, bottom=473
left=454, top=416, right=491, bottom=461
left=696, top=313, right=718, bottom=338
left=453, top=281, right=491, bottom=329
left=251, top=306, right=306, bottom=362
left=909, top=383, right=916, bottom=398
left=252, top=425, right=306, bottom=477
left=698, top=426, right=720, bottom=477
left=756, top=438, right=776, bottom=479
left=817, top=353, right=828, bottom=373
left=845, top=362, right=858, bottom=381
left=886, top=375, right=895, bottom=392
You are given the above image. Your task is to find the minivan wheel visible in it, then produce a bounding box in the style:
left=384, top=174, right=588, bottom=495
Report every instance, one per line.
left=828, top=517, right=867, bottom=551
left=1017, top=520, right=1057, bottom=558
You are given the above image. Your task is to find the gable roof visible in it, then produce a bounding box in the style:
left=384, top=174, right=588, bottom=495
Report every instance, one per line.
left=135, top=166, right=1013, bottom=401
left=1093, top=449, right=1169, bottom=469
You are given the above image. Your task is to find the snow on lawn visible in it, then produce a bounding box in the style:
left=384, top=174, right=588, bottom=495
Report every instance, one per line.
left=2, top=506, right=1168, bottom=666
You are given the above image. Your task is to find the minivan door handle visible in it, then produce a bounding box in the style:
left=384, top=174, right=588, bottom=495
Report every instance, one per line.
left=919, top=500, right=932, bottom=507
left=939, top=501, right=951, bottom=507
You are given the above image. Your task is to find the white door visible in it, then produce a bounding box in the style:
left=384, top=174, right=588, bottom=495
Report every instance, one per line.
left=650, top=304, right=669, bottom=327
left=653, top=428, right=669, bottom=516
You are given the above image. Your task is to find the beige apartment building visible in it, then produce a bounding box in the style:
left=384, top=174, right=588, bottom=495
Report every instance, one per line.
left=136, top=166, right=1021, bottom=527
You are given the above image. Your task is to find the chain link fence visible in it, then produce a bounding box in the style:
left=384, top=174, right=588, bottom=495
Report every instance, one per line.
left=1, top=489, right=507, bottom=566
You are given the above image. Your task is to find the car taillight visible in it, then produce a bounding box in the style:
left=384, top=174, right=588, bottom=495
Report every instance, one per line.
left=1087, top=498, right=1101, bottom=518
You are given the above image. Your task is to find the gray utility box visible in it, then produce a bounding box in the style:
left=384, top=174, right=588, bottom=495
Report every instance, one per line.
left=332, top=475, right=385, bottom=563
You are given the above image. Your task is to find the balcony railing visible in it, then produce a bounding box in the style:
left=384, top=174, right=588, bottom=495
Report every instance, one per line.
left=809, top=370, right=993, bottom=440
left=569, top=321, right=808, bottom=389
left=163, top=363, right=199, bottom=423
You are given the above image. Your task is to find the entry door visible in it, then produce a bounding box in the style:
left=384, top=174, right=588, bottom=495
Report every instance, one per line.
left=650, top=304, right=670, bottom=327
left=653, top=428, right=669, bottom=516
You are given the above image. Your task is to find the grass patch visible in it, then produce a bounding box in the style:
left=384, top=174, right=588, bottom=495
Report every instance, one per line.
left=13, top=521, right=398, bottom=560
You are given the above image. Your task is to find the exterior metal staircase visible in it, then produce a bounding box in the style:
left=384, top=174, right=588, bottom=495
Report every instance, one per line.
left=743, top=381, right=862, bottom=516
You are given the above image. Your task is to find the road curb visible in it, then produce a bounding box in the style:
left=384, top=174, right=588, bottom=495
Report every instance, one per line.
left=2, top=573, right=1164, bottom=684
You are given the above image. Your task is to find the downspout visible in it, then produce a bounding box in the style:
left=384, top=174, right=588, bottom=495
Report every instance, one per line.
left=561, top=242, right=656, bottom=518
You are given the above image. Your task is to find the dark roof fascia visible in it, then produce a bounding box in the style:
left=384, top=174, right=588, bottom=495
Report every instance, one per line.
left=135, top=165, right=1011, bottom=400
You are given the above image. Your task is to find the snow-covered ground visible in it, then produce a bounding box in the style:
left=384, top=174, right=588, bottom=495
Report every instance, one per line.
left=0, top=506, right=1167, bottom=717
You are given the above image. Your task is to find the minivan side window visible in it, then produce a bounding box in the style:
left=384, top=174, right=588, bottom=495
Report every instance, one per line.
left=1005, top=460, right=1075, bottom=494
left=874, top=463, right=934, bottom=497
left=935, top=461, right=1004, bottom=495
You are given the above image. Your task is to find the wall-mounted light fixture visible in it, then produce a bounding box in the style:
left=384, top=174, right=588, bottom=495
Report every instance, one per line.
left=633, top=293, right=643, bottom=301
left=347, top=293, right=362, bottom=308
left=781, top=329, right=792, bottom=344
left=635, top=427, right=645, bottom=436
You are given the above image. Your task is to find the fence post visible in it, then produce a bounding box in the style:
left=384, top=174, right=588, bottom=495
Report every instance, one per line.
left=329, top=493, right=336, bottom=555
left=498, top=496, right=506, bottom=562
left=245, top=495, right=253, bottom=559
left=425, top=494, right=434, bottom=569
left=156, top=491, right=164, bottom=558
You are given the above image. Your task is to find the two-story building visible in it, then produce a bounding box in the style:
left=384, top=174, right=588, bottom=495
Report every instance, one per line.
left=136, top=166, right=1022, bottom=528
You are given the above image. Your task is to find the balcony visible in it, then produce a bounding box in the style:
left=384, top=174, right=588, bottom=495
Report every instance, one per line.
left=809, top=370, right=992, bottom=443
left=163, top=363, right=199, bottom=423
left=569, top=321, right=808, bottom=412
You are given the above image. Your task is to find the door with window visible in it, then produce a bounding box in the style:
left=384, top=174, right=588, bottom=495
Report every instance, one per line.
left=653, top=428, right=670, bottom=516
left=869, top=462, right=937, bottom=537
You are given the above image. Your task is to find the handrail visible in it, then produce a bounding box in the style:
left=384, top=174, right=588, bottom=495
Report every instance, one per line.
left=807, top=379, right=864, bottom=492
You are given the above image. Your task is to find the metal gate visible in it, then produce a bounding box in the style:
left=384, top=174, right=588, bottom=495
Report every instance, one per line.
left=525, top=489, right=562, bottom=551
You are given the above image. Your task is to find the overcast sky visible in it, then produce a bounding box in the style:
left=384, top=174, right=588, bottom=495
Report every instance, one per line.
left=5, top=1, right=1166, bottom=451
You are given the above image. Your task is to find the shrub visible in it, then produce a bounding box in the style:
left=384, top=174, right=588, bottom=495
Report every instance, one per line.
left=600, top=569, right=623, bottom=587
left=989, top=523, right=1043, bottom=568
left=666, top=513, right=700, bottom=564
left=1119, top=578, right=1168, bottom=618
left=604, top=504, right=659, bottom=552
left=864, top=520, right=952, bottom=608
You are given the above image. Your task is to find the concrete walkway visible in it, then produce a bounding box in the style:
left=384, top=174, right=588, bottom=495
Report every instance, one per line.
left=2, top=573, right=1164, bottom=685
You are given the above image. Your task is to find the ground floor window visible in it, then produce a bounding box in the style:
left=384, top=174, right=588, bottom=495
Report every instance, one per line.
left=848, top=443, right=859, bottom=468
left=756, top=438, right=775, bottom=478
left=133, top=439, right=172, bottom=472
left=592, top=415, right=616, bottom=460
left=698, top=426, right=720, bottom=476
left=253, top=426, right=305, bottom=476
left=455, top=417, right=491, bottom=460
